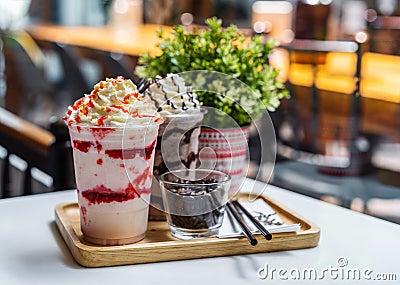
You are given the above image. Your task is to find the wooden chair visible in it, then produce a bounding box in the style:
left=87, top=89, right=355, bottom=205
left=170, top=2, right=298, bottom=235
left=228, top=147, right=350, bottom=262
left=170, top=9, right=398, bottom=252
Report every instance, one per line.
left=31, top=39, right=91, bottom=107
left=278, top=39, right=369, bottom=175
left=2, top=32, right=64, bottom=127
left=50, top=41, right=91, bottom=102
left=78, top=47, right=138, bottom=82
left=267, top=39, right=363, bottom=207
left=1, top=32, right=75, bottom=197
left=0, top=107, right=74, bottom=198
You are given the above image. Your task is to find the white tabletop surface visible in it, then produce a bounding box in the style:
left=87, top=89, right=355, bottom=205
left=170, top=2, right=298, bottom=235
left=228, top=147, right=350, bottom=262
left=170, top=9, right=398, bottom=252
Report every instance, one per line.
left=1, top=179, right=399, bottom=285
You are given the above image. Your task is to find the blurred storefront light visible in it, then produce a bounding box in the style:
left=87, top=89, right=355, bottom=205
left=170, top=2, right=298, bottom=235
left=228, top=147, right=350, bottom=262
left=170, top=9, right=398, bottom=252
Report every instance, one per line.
left=180, top=13, right=194, bottom=26
left=378, top=0, right=397, bottom=16
left=365, top=9, right=378, bottom=23
left=305, top=0, right=320, bottom=5
left=355, top=31, right=368, bottom=43
left=252, top=1, right=293, bottom=43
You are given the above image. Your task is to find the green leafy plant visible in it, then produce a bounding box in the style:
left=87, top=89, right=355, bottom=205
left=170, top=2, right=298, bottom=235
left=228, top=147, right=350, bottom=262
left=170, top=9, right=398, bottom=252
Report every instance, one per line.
left=136, top=17, right=289, bottom=126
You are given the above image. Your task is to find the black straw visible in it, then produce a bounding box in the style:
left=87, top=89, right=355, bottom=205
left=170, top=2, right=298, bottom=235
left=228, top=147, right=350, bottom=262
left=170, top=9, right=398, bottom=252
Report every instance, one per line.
left=135, top=78, right=151, bottom=94
left=136, top=78, right=145, bottom=88
left=227, top=202, right=258, bottom=246
left=138, top=80, right=151, bottom=93
left=232, top=200, right=273, bottom=240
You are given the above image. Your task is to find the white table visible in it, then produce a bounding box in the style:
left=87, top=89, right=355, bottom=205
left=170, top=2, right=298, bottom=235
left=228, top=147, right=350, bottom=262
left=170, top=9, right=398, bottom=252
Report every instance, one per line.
left=1, top=179, right=399, bottom=285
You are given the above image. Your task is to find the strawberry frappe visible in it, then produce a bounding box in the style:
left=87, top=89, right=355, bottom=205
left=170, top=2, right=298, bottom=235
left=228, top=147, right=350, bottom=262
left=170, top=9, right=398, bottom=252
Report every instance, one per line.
left=63, top=76, right=163, bottom=245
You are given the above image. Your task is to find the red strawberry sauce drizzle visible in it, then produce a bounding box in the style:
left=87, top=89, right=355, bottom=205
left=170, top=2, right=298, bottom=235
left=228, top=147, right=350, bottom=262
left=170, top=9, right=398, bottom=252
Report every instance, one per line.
left=80, top=206, right=87, bottom=224
left=72, top=140, right=94, bottom=153
left=95, top=141, right=102, bottom=152
left=105, top=139, right=156, bottom=160
left=72, top=140, right=102, bottom=153
left=80, top=183, right=151, bottom=205
left=132, top=166, right=152, bottom=186
left=72, top=138, right=155, bottom=157
left=89, top=127, right=115, bottom=140
left=110, top=104, right=128, bottom=113
left=97, top=115, right=108, bottom=126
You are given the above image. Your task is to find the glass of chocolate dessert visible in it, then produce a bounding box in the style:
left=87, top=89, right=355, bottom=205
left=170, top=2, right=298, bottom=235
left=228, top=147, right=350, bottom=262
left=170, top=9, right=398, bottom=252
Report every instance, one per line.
left=159, top=169, right=231, bottom=240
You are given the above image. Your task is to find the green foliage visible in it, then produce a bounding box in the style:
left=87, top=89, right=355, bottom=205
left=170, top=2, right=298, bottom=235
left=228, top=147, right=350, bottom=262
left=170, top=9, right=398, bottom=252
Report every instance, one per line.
left=136, top=17, right=289, bottom=126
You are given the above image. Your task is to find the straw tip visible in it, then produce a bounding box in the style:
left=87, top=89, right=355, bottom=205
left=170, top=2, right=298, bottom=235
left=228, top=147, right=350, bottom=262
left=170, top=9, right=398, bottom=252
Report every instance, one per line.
left=265, top=234, right=273, bottom=241
left=251, top=239, right=258, bottom=246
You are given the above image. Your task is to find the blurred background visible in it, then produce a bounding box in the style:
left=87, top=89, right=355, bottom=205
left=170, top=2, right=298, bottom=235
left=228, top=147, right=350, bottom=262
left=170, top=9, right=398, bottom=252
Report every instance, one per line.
left=1, top=0, right=400, bottom=224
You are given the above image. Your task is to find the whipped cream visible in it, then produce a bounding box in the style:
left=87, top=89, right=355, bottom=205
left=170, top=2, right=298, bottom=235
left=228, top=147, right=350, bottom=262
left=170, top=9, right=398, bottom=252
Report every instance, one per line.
left=144, top=74, right=201, bottom=116
left=63, top=76, right=163, bottom=126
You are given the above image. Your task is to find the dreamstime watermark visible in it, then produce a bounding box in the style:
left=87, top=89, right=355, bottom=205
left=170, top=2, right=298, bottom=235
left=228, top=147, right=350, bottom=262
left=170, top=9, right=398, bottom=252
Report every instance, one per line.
left=257, top=257, right=397, bottom=281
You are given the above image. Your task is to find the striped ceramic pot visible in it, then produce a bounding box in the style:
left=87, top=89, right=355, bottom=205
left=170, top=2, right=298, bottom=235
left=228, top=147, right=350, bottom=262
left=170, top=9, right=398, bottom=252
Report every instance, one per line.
left=198, top=127, right=249, bottom=196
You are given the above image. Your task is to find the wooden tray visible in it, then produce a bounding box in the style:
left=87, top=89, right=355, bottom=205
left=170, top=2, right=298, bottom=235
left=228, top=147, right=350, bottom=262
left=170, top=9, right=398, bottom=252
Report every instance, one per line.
left=55, top=194, right=320, bottom=267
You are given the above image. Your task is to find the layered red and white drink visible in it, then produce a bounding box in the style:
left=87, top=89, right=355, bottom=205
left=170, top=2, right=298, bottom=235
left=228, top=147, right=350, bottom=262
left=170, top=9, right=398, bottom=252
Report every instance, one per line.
left=64, top=76, right=163, bottom=245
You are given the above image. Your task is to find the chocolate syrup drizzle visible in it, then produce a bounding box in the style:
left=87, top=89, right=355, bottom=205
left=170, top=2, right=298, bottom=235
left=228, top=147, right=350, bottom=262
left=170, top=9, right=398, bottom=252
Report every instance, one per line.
left=147, top=75, right=198, bottom=112
left=145, top=90, right=160, bottom=110
left=181, top=152, right=197, bottom=169
left=183, top=127, right=198, bottom=144
left=154, top=126, right=200, bottom=175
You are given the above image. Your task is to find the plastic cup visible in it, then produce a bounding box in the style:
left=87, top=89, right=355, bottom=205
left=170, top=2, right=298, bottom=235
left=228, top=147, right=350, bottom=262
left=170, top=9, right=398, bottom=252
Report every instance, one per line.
left=154, top=112, right=204, bottom=177
left=149, top=112, right=204, bottom=218
left=68, top=123, right=160, bottom=245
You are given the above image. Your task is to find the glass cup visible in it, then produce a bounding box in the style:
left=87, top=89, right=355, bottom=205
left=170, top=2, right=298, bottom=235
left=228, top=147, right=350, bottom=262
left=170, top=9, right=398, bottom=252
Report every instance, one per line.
left=159, top=169, right=231, bottom=240
left=68, top=122, right=160, bottom=245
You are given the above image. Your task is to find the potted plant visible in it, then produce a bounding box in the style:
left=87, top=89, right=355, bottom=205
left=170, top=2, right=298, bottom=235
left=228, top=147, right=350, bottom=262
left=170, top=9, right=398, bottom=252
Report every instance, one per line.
left=136, top=17, right=288, bottom=193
